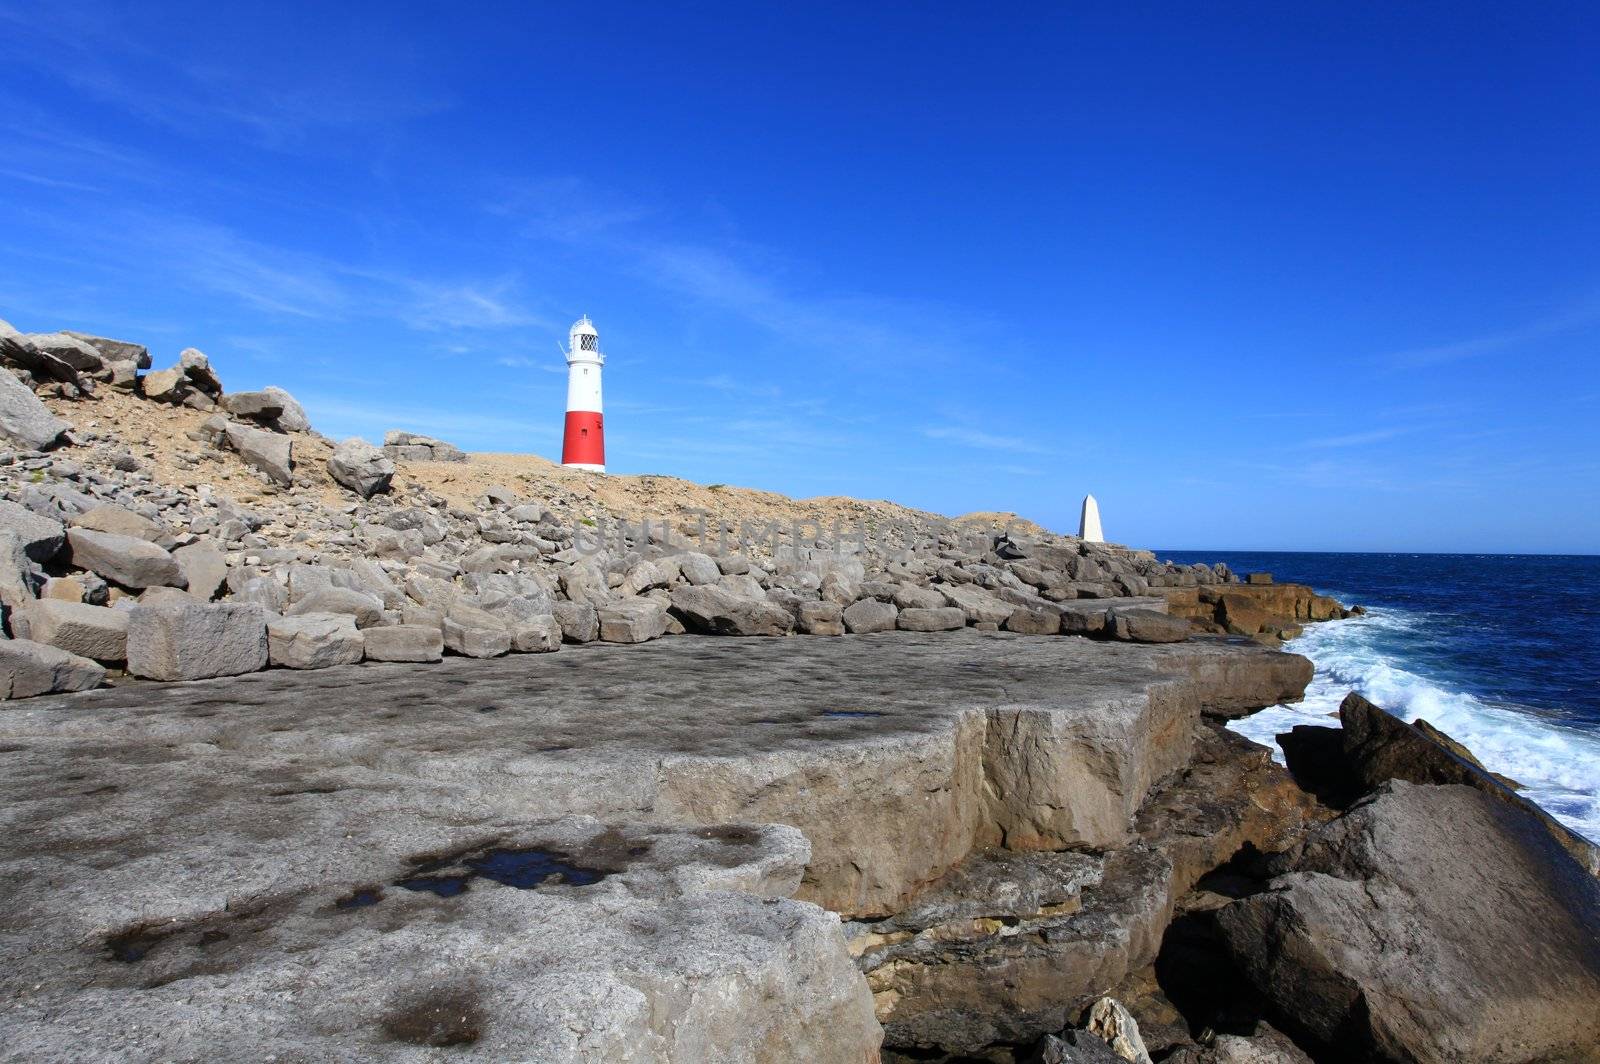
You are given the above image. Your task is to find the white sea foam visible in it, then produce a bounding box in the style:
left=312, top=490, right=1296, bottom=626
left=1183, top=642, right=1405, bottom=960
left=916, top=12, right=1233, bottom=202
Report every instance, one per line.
left=1228, top=606, right=1600, bottom=843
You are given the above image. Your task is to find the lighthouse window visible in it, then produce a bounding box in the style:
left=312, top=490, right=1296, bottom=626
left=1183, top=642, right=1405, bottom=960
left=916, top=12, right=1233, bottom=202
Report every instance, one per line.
left=581, top=334, right=598, bottom=351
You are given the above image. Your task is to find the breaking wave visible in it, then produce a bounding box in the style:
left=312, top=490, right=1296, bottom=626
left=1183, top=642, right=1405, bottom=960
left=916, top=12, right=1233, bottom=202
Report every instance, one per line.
left=1229, top=604, right=1600, bottom=844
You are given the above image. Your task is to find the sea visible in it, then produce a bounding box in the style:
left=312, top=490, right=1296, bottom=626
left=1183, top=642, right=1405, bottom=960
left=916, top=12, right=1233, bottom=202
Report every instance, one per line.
left=1157, top=551, right=1600, bottom=843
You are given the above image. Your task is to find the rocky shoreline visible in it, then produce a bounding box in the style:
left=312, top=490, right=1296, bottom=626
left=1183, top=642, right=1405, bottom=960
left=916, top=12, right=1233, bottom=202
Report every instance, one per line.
left=1, top=321, right=1596, bottom=1063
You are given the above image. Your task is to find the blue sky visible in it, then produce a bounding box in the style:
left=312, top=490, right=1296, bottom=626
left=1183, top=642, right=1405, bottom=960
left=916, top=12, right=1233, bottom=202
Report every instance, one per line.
left=2, top=3, right=1597, bottom=552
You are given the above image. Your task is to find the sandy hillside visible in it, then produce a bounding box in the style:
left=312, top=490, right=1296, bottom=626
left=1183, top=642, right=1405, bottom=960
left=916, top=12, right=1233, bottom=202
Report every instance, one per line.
left=45, top=386, right=1052, bottom=538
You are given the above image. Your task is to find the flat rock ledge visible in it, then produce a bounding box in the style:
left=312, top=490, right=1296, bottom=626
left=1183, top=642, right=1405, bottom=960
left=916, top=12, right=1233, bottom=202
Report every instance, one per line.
left=0, top=630, right=1311, bottom=1061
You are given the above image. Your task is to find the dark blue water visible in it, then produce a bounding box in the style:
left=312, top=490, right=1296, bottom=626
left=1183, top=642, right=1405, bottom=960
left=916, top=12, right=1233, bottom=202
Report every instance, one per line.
left=1159, top=551, right=1600, bottom=839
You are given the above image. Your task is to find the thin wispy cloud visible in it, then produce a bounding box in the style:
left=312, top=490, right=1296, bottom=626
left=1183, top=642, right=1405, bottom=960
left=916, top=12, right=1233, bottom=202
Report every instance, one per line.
left=492, top=179, right=992, bottom=370
left=1383, top=293, right=1600, bottom=370
left=0, top=5, right=449, bottom=149
left=1300, top=426, right=1412, bottom=449
left=922, top=425, right=1052, bottom=454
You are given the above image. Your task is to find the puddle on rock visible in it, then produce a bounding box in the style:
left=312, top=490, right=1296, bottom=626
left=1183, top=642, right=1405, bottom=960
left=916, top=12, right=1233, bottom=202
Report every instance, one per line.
left=335, top=887, right=385, bottom=909
left=388, top=845, right=611, bottom=901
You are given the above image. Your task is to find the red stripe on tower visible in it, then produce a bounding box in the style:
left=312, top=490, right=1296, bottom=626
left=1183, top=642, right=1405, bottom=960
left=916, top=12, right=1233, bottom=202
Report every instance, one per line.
left=562, top=410, right=604, bottom=468
left=561, top=315, right=606, bottom=472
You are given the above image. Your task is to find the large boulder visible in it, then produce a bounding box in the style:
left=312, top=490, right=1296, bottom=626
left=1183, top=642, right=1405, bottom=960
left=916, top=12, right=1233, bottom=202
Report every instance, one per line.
left=173, top=542, right=228, bottom=601
left=221, top=421, right=292, bottom=485
left=670, top=585, right=793, bottom=636
left=552, top=601, right=599, bottom=643
left=842, top=598, right=898, bottom=634
left=260, top=386, right=310, bottom=431
left=0, top=364, right=72, bottom=450
left=70, top=504, right=167, bottom=544
left=125, top=601, right=269, bottom=681
left=1, top=320, right=75, bottom=385
left=1282, top=693, right=1600, bottom=875
left=286, top=587, right=384, bottom=629
left=797, top=600, right=845, bottom=636
left=61, top=330, right=150, bottom=368
left=9, top=600, right=128, bottom=662
left=897, top=606, right=966, bottom=632
left=0, top=500, right=66, bottom=562
left=940, top=583, right=1014, bottom=625
left=327, top=437, right=395, bottom=498
left=597, top=598, right=671, bottom=643
left=267, top=613, right=364, bottom=670
left=1217, top=781, right=1600, bottom=1063
left=361, top=624, right=444, bottom=662
left=1107, top=608, right=1190, bottom=644
left=677, top=551, right=723, bottom=585
left=25, top=332, right=105, bottom=374
left=179, top=348, right=222, bottom=395
left=0, top=639, right=104, bottom=699
left=220, top=390, right=285, bottom=424
left=440, top=603, right=511, bottom=658
left=65, top=528, right=184, bottom=589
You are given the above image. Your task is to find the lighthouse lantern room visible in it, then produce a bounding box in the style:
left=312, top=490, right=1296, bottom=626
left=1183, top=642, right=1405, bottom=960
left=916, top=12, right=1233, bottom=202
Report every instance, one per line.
left=562, top=315, right=606, bottom=472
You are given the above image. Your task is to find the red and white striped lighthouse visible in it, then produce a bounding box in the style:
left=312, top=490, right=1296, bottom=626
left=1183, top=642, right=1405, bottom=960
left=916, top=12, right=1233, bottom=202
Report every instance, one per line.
left=561, top=315, right=605, bottom=472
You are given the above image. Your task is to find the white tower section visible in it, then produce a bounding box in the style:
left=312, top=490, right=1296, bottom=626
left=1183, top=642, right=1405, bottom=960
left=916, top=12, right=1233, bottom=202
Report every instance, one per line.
left=561, top=316, right=606, bottom=472
left=1079, top=494, right=1104, bottom=543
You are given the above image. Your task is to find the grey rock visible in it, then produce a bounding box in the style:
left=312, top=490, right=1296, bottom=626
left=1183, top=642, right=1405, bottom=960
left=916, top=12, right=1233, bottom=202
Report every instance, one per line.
left=1334, top=692, right=1600, bottom=875
left=173, top=542, right=228, bottom=601
left=597, top=598, right=671, bottom=643
left=327, top=437, right=394, bottom=498
left=0, top=499, right=66, bottom=562
left=510, top=615, right=562, bottom=653
left=62, top=330, right=150, bottom=369
left=0, top=364, right=72, bottom=450
left=220, top=390, right=285, bottom=423
left=552, top=601, right=599, bottom=643
left=443, top=614, right=512, bottom=658
left=1, top=320, right=81, bottom=388
left=9, top=600, right=128, bottom=662
left=842, top=597, right=898, bottom=634
left=267, top=613, right=364, bottom=669
left=670, top=584, right=793, bottom=636
left=23, top=331, right=104, bottom=373
left=287, top=587, right=385, bottom=629
left=125, top=601, right=269, bottom=681
left=361, top=624, right=444, bottom=662
left=1031, top=1030, right=1125, bottom=1064
left=892, top=583, right=947, bottom=610
left=897, top=605, right=966, bottom=632
left=140, top=366, right=187, bottom=403
left=222, top=421, right=292, bottom=485
left=0, top=638, right=105, bottom=699
left=70, top=503, right=167, bottom=544
left=940, top=583, right=1014, bottom=625
left=1218, top=781, right=1600, bottom=1063
left=797, top=599, right=845, bottom=636
left=66, top=527, right=184, bottom=589
left=1005, top=607, right=1062, bottom=635
left=259, top=386, right=310, bottom=431
left=1107, top=608, right=1190, bottom=644
left=1085, top=997, right=1152, bottom=1064
left=677, top=550, right=722, bottom=585
left=179, top=347, right=221, bottom=394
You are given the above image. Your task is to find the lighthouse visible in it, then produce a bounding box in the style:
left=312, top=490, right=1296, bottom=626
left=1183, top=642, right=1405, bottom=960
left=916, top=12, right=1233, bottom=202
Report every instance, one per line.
left=561, top=316, right=606, bottom=472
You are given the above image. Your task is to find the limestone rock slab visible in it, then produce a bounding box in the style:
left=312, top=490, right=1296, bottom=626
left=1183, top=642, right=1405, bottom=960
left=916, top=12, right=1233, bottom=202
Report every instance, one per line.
left=125, top=601, right=268, bottom=680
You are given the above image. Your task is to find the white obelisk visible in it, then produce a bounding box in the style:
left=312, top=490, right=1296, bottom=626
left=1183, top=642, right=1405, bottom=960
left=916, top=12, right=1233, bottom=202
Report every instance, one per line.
left=1079, top=494, right=1104, bottom=543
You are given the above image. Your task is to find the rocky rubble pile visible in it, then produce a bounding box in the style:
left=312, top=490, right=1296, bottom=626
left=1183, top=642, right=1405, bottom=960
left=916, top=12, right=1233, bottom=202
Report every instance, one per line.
left=1, top=318, right=1268, bottom=700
